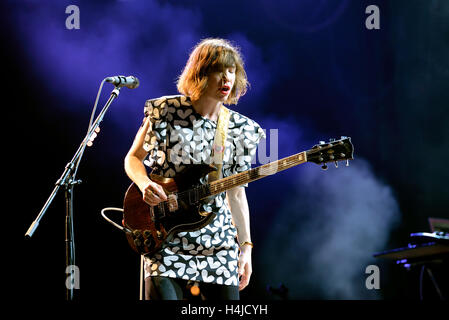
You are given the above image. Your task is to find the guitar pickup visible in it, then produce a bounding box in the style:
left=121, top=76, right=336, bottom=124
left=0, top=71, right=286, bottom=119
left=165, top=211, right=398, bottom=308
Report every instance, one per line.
left=167, top=193, right=178, bottom=212
left=149, top=206, right=156, bottom=222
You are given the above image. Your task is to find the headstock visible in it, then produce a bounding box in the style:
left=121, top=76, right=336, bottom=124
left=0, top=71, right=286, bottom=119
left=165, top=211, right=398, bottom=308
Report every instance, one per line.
left=306, top=136, right=354, bottom=170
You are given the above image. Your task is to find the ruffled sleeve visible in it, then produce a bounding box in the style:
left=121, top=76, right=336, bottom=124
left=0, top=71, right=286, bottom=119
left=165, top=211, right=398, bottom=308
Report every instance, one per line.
left=227, top=113, right=266, bottom=186
left=142, top=96, right=169, bottom=153
left=141, top=96, right=172, bottom=171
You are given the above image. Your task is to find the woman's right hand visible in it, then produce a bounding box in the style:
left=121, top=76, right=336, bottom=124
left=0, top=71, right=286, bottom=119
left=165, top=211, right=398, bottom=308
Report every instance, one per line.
left=139, top=180, right=168, bottom=206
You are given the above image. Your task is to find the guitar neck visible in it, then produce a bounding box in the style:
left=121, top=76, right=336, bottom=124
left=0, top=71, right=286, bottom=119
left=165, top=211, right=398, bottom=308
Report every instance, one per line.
left=203, top=151, right=307, bottom=198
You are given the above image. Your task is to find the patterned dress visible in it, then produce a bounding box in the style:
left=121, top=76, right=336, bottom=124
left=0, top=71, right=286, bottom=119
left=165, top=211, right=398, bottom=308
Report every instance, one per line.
left=142, top=95, right=265, bottom=286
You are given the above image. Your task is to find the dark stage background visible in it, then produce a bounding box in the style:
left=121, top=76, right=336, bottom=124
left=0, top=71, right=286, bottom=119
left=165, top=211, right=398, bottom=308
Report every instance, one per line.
left=5, top=0, right=449, bottom=301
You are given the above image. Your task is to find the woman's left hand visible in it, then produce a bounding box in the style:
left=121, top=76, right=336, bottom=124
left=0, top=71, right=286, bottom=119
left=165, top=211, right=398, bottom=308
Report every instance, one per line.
left=238, top=246, right=252, bottom=291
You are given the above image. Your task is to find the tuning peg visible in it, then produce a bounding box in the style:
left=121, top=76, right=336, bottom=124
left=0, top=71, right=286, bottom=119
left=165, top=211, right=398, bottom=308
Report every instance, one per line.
left=329, top=138, right=335, bottom=142
left=321, top=163, right=328, bottom=170
left=346, top=159, right=350, bottom=167
left=334, top=161, right=338, bottom=168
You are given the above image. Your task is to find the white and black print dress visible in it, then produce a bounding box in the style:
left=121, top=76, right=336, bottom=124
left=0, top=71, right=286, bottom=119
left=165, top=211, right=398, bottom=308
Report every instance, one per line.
left=142, top=95, right=265, bottom=286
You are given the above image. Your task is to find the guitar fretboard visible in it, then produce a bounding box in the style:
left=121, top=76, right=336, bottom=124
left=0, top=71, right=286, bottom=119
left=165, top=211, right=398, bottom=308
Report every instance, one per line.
left=202, top=151, right=307, bottom=198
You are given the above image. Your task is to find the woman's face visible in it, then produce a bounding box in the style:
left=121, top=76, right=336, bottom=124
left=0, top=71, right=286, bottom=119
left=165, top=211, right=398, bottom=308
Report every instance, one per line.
left=204, top=66, right=236, bottom=102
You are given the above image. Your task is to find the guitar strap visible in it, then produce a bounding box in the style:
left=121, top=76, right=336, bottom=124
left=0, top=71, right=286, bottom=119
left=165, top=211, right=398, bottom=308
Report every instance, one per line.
left=208, top=105, right=230, bottom=182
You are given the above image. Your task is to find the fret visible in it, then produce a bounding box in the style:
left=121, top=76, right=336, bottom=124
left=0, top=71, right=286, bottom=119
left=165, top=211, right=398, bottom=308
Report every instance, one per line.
left=201, top=152, right=307, bottom=198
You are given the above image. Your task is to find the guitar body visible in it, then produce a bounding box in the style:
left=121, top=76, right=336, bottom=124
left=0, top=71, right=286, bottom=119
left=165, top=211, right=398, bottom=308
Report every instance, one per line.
left=123, top=164, right=218, bottom=256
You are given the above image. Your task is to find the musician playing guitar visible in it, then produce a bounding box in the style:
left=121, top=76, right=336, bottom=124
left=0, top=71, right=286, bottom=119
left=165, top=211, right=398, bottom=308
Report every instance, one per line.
left=124, top=38, right=265, bottom=300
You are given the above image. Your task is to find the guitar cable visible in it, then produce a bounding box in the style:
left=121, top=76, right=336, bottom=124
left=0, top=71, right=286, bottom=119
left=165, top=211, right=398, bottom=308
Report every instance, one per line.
left=101, top=208, right=202, bottom=299
left=100, top=207, right=132, bottom=233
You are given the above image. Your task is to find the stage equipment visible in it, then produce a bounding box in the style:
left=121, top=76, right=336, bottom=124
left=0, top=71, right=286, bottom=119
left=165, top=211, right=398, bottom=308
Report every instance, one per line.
left=25, top=76, right=138, bottom=300
left=374, top=218, right=449, bottom=300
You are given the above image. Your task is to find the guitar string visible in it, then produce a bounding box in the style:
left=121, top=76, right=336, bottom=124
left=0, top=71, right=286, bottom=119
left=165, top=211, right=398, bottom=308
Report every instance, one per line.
left=161, top=148, right=340, bottom=206
left=176, top=144, right=348, bottom=200
left=154, top=143, right=349, bottom=210
left=165, top=154, right=306, bottom=206
left=144, top=156, right=304, bottom=243
left=187, top=155, right=301, bottom=197
left=209, top=157, right=304, bottom=193
left=171, top=142, right=345, bottom=200
left=183, top=143, right=349, bottom=198
left=193, top=155, right=303, bottom=198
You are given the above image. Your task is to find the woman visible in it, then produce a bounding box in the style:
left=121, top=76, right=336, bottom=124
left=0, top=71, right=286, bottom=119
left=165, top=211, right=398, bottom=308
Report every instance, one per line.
left=124, top=38, right=265, bottom=300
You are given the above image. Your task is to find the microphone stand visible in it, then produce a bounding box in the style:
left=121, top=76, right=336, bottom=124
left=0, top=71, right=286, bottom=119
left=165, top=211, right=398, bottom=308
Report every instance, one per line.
left=25, top=84, right=122, bottom=301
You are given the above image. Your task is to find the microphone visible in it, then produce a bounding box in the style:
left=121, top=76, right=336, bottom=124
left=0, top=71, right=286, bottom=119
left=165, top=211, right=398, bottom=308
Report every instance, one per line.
left=105, top=75, right=140, bottom=89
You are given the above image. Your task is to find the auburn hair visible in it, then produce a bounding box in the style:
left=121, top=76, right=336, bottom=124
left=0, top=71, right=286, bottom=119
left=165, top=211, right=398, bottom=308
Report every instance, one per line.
left=177, top=38, right=249, bottom=105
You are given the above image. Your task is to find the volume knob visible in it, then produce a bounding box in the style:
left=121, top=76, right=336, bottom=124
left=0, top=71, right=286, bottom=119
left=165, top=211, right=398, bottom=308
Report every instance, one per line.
left=132, top=230, right=142, bottom=238
left=144, top=238, right=153, bottom=248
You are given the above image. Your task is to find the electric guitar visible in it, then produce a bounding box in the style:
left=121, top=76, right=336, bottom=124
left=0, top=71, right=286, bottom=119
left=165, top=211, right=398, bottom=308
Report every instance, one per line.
left=123, top=136, right=354, bottom=256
